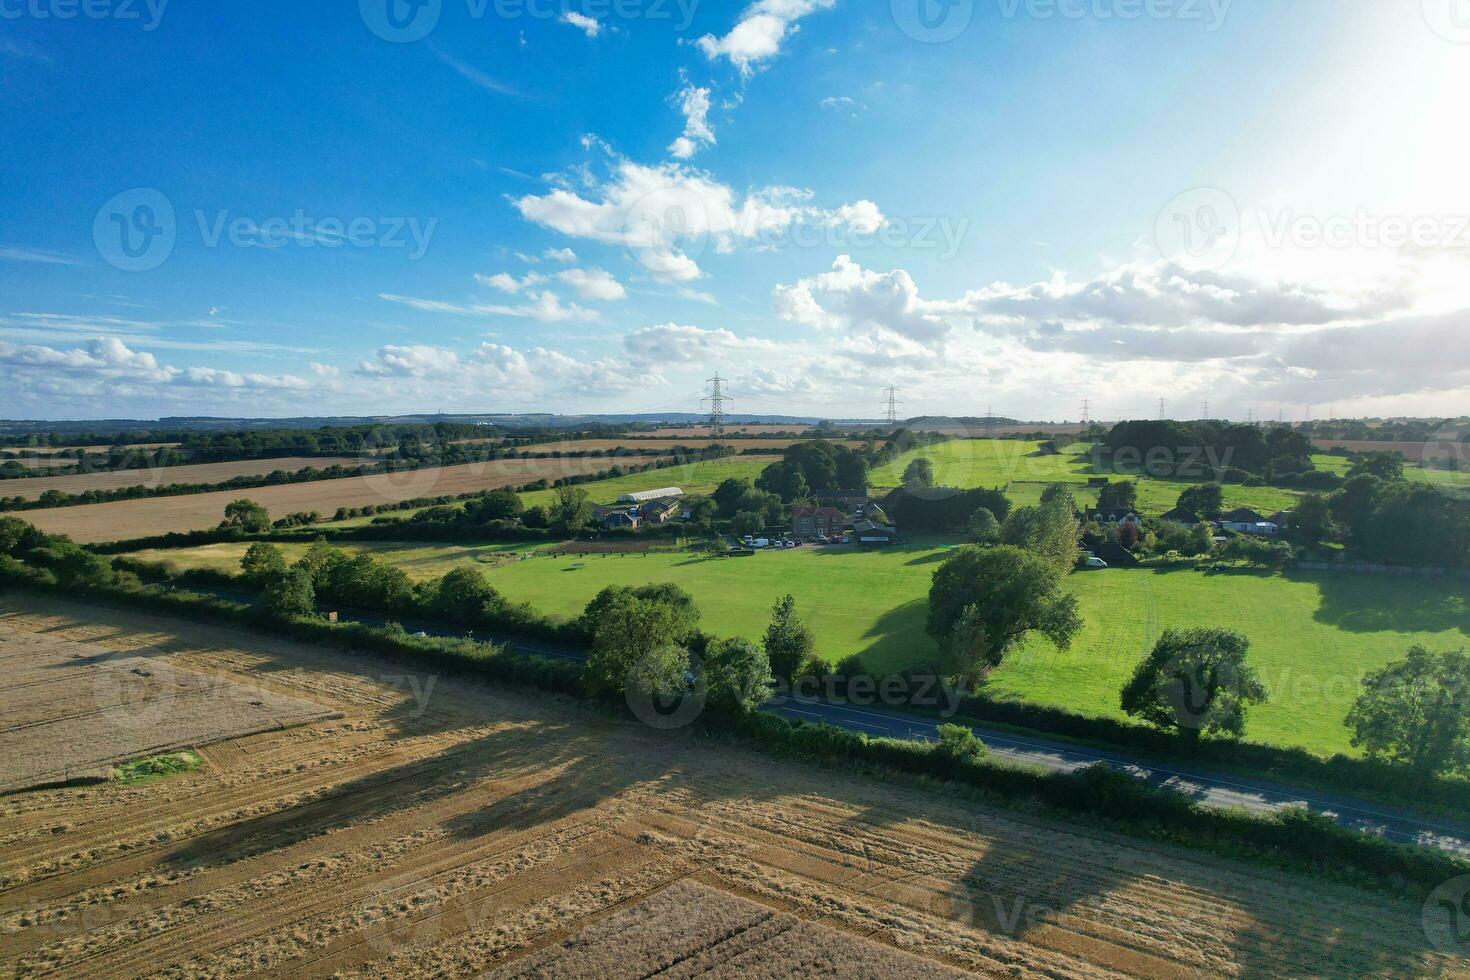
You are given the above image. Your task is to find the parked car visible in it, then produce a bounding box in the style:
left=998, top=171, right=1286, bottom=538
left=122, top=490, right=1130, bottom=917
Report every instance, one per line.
left=1081, top=556, right=1108, bottom=569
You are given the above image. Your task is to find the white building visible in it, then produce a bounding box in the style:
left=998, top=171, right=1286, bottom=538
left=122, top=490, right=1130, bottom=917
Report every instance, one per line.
left=617, top=487, right=684, bottom=504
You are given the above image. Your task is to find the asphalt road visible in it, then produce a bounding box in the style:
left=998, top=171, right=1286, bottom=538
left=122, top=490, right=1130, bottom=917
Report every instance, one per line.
left=189, top=584, right=1470, bottom=855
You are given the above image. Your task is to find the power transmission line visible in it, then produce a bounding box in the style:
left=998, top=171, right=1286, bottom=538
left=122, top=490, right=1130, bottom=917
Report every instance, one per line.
left=881, top=386, right=901, bottom=425
left=702, top=374, right=731, bottom=440
left=1158, top=398, right=1167, bottom=421
left=1080, top=399, right=1092, bottom=427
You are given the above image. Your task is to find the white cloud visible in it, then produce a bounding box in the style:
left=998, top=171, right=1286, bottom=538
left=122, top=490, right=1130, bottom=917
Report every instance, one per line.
left=544, top=247, right=577, bottom=262
left=696, top=0, right=837, bottom=77
left=774, top=255, right=952, bottom=344
left=623, top=322, right=779, bottom=364
left=557, top=267, right=627, bottom=301
left=0, top=246, right=82, bottom=266
left=476, top=271, right=546, bottom=294
left=0, top=337, right=312, bottom=394
left=560, top=11, right=602, bottom=37
left=513, top=158, right=882, bottom=280
left=357, top=341, right=653, bottom=399
left=668, top=82, right=715, bottom=159
left=819, top=95, right=862, bottom=116
left=427, top=43, right=524, bottom=98
left=380, top=290, right=599, bottom=323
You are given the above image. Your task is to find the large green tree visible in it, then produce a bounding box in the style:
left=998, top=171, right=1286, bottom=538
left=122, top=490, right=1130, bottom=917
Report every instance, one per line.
left=1120, top=628, right=1267, bottom=743
left=902, top=457, right=935, bottom=488
left=240, top=542, right=287, bottom=586
left=703, top=637, right=774, bottom=715
left=433, top=566, right=503, bottom=624
left=261, top=568, right=316, bottom=618
left=926, top=545, right=1081, bottom=673
left=220, top=498, right=270, bottom=533
left=550, top=485, right=592, bottom=532
left=1096, top=480, right=1137, bottom=510
left=581, top=585, right=701, bottom=698
left=1176, top=483, right=1224, bottom=518
left=1346, top=646, right=1470, bottom=781
left=762, top=593, right=815, bottom=681
left=1001, top=487, right=1082, bottom=574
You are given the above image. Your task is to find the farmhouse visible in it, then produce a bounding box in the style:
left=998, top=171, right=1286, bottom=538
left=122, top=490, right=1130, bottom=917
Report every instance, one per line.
left=1159, top=506, right=1201, bottom=525
left=791, top=505, right=845, bottom=538
left=1087, top=507, right=1141, bottom=526
left=617, top=487, right=684, bottom=504
left=817, top=489, right=870, bottom=509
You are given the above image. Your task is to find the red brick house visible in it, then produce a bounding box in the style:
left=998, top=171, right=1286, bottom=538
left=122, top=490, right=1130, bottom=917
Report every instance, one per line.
left=791, top=505, right=845, bottom=538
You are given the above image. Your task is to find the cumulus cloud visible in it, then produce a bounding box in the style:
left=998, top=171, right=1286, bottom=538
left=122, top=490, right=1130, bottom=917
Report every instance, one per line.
left=696, top=0, right=837, bottom=77
left=773, top=255, right=952, bottom=344
left=476, top=271, right=546, bottom=294
left=560, top=11, right=602, bottom=37
left=557, top=267, right=627, bottom=301
left=668, top=82, right=715, bottom=159
left=544, top=247, right=577, bottom=262
left=513, top=158, right=883, bottom=280
left=0, top=337, right=313, bottom=393
left=356, top=341, right=654, bottom=398
left=623, top=322, right=780, bottom=364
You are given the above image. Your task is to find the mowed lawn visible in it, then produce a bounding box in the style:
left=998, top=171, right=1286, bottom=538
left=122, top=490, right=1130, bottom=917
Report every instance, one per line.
left=136, top=534, right=1470, bottom=756
left=874, top=439, right=1304, bottom=515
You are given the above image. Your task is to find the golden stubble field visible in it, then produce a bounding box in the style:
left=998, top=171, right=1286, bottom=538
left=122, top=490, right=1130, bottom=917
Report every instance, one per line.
left=14, top=456, right=647, bottom=544
left=0, top=458, right=363, bottom=501
left=0, top=596, right=1461, bottom=978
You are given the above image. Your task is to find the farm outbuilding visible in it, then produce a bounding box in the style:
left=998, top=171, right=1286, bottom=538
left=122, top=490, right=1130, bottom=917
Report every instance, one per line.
left=617, top=487, right=684, bottom=503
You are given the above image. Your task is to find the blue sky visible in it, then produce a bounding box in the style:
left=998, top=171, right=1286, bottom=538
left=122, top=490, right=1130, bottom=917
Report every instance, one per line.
left=2, top=0, right=1468, bottom=421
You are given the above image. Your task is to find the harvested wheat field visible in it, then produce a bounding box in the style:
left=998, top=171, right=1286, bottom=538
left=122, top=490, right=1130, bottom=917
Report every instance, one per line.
left=16, top=456, right=646, bottom=543
left=0, top=458, right=363, bottom=502
left=0, top=624, right=337, bottom=793
left=0, top=595, right=1462, bottom=978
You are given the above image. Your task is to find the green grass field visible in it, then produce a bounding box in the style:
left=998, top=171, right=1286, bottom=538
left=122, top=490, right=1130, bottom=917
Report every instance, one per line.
left=517, top=456, right=776, bottom=509
left=138, top=535, right=1470, bottom=756
left=875, top=439, right=1303, bottom=515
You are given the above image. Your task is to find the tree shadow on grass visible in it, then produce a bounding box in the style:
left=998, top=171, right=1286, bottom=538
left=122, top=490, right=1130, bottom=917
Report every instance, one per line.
left=852, top=598, right=937, bottom=676
left=1305, top=570, right=1470, bottom=636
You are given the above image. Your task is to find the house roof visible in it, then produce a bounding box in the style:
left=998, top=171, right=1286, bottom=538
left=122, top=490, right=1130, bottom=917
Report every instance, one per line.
left=1160, top=507, right=1200, bottom=524
left=851, top=519, right=895, bottom=535
left=791, top=506, right=844, bottom=519
left=1267, top=510, right=1294, bottom=524
left=616, top=487, right=683, bottom=503
left=1219, top=507, right=1266, bottom=523
left=1090, top=507, right=1139, bottom=521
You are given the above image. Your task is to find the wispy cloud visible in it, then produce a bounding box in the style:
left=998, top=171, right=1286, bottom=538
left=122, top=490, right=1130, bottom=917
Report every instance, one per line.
left=0, top=246, right=83, bottom=266
left=427, top=43, right=526, bottom=98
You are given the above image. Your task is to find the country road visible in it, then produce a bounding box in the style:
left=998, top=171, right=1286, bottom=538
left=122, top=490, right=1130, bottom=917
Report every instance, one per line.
left=188, top=584, right=1470, bottom=855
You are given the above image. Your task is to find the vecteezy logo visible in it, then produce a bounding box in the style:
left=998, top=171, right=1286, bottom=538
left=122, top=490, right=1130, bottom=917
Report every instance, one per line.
left=1154, top=187, right=1240, bottom=272
left=625, top=651, right=707, bottom=731
left=93, top=188, right=176, bottom=272
left=891, top=0, right=974, bottom=42
left=1423, top=0, right=1470, bottom=43
left=360, top=0, right=441, bottom=43
left=1424, top=876, right=1470, bottom=954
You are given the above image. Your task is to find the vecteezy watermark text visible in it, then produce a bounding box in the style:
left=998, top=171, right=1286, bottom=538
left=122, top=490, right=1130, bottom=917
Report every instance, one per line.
left=195, top=210, right=437, bottom=259
left=360, top=0, right=699, bottom=43
left=0, top=0, right=167, bottom=30
left=94, top=188, right=438, bottom=271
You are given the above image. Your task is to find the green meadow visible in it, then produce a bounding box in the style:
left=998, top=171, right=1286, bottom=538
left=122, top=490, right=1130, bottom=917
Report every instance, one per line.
left=874, top=438, right=1303, bottom=515
left=137, top=535, right=1470, bottom=757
